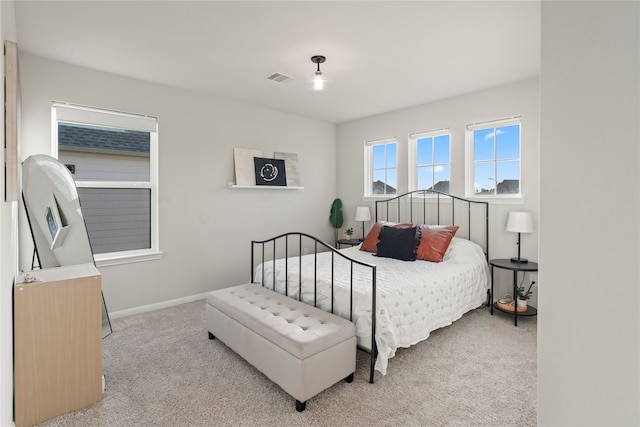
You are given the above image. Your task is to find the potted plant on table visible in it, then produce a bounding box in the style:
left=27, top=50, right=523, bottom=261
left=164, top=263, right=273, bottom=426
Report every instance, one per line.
left=516, top=281, right=536, bottom=311
left=345, top=227, right=354, bottom=239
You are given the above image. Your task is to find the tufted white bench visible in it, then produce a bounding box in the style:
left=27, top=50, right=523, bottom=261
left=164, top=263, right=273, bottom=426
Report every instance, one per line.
left=206, top=283, right=356, bottom=412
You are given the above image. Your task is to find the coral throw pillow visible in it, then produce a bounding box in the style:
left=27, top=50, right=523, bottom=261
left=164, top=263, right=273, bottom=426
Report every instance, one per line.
left=360, top=221, right=413, bottom=253
left=415, top=225, right=459, bottom=262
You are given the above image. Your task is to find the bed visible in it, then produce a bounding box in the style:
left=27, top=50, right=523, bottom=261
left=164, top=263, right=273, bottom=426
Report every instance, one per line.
left=250, top=190, right=490, bottom=383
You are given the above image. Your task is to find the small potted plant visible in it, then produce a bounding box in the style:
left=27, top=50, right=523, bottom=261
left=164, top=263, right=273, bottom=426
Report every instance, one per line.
left=345, top=227, right=354, bottom=239
left=516, top=281, right=536, bottom=311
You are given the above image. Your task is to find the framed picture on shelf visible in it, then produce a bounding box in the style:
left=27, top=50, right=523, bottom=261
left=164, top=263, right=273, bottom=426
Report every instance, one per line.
left=253, top=157, right=287, bottom=186
left=234, top=147, right=263, bottom=186
left=274, top=152, right=300, bottom=186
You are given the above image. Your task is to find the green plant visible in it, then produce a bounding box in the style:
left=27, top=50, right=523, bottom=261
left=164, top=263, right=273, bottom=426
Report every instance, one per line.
left=517, top=281, right=536, bottom=300
left=345, top=227, right=353, bottom=237
left=329, top=198, right=344, bottom=245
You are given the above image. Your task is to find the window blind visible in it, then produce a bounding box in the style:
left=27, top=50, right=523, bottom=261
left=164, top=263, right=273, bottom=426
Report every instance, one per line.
left=466, top=116, right=521, bottom=131
left=53, top=102, right=157, bottom=132
left=365, top=137, right=396, bottom=146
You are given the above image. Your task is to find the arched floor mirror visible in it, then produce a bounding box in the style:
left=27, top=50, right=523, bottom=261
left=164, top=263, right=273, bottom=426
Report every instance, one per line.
left=22, top=154, right=112, bottom=337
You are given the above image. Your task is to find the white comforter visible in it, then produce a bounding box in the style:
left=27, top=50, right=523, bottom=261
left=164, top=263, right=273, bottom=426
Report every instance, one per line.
left=254, top=237, right=490, bottom=375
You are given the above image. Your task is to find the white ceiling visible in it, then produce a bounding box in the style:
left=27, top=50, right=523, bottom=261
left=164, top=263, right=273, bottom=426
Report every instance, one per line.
left=14, top=1, right=540, bottom=124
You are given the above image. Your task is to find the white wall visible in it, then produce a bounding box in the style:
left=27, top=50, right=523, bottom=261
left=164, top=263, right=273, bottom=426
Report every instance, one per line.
left=0, top=1, right=17, bottom=424
left=538, top=1, right=639, bottom=425
left=11, top=4, right=640, bottom=425
left=18, top=53, right=337, bottom=313
left=336, top=78, right=540, bottom=304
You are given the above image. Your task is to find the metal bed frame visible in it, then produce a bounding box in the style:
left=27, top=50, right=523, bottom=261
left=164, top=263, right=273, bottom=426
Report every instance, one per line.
left=249, top=190, right=489, bottom=384
left=250, top=232, right=378, bottom=382
left=375, top=190, right=489, bottom=261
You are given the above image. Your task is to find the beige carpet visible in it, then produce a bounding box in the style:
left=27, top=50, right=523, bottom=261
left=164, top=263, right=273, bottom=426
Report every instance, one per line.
left=38, top=300, right=536, bottom=426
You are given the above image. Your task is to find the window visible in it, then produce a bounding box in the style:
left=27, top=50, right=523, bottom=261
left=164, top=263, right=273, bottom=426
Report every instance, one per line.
left=409, top=130, right=450, bottom=192
left=365, top=138, right=397, bottom=196
left=467, top=118, right=521, bottom=197
left=53, top=103, right=160, bottom=265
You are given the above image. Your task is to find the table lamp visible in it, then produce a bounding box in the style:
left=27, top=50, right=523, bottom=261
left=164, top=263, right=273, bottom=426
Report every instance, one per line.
left=355, top=206, right=371, bottom=241
left=506, top=211, right=534, bottom=263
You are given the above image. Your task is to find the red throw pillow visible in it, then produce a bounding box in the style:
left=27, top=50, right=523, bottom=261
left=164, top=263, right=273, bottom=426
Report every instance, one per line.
left=360, top=221, right=414, bottom=253
left=415, top=225, right=459, bottom=262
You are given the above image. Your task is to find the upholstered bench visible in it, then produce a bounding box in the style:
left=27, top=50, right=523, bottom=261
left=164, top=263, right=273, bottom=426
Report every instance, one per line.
left=206, top=283, right=356, bottom=412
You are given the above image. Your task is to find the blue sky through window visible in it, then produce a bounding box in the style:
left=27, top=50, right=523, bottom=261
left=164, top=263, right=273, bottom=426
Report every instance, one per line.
left=473, top=123, right=520, bottom=194
left=416, top=134, right=450, bottom=191
left=372, top=141, right=397, bottom=194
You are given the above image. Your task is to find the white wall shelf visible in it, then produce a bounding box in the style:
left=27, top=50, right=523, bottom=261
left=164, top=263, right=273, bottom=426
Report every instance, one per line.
left=228, top=182, right=304, bottom=190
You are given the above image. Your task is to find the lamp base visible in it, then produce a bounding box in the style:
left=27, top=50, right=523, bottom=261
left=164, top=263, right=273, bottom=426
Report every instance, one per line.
left=510, top=257, right=529, bottom=264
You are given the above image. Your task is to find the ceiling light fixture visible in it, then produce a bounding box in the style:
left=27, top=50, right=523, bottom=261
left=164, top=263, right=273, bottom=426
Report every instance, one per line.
left=306, top=55, right=332, bottom=92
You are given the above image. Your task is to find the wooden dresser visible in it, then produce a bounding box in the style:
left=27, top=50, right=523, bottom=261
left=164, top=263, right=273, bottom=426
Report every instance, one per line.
left=14, top=263, right=103, bottom=427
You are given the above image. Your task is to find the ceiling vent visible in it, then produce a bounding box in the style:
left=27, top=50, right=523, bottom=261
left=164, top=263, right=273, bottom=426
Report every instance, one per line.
left=266, top=72, right=293, bottom=83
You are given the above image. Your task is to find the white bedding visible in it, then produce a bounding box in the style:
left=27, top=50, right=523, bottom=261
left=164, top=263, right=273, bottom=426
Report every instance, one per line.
left=254, top=237, right=490, bottom=375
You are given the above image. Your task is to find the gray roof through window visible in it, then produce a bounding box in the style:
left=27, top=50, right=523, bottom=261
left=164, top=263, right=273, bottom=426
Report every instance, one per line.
left=59, top=122, right=150, bottom=155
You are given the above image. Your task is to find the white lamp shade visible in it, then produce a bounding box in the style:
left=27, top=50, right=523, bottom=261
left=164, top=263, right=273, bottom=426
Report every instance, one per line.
left=355, top=206, right=371, bottom=222
left=506, top=211, right=534, bottom=233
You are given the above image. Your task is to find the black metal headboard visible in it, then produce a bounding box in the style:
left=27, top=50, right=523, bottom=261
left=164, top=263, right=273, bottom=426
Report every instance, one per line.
left=374, top=190, right=489, bottom=260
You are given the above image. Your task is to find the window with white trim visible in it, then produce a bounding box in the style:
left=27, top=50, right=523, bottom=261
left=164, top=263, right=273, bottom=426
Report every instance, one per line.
left=53, top=103, right=160, bottom=264
left=467, top=118, right=521, bottom=197
left=409, top=130, right=450, bottom=193
left=365, top=138, right=397, bottom=196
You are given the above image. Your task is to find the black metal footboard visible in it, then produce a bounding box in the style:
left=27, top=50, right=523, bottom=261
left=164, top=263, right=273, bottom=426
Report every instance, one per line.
left=250, top=232, right=378, bottom=383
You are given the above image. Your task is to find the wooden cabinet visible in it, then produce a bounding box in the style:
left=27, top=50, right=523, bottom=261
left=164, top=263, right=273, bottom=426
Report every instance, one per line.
left=14, top=264, right=103, bottom=427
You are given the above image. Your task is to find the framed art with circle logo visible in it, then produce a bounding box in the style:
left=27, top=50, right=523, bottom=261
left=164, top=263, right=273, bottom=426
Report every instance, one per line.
left=253, top=157, right=287, bottom=186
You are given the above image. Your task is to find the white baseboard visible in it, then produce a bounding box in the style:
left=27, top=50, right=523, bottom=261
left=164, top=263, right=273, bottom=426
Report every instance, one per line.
left=109, top=292, right=209, bottom=319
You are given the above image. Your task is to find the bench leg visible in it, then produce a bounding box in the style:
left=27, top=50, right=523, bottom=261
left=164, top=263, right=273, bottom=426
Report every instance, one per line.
left=208, top=332, right=215, bottom=340
left=296, top=400, right=306, bottom=412
left=345, top=373, right=354, bottom=383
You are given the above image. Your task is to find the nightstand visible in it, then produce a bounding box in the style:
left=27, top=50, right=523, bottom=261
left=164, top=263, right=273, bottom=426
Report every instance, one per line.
left=490, top=259, right=538, bottom=326
left=337, top=239, right=361, bottom=249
